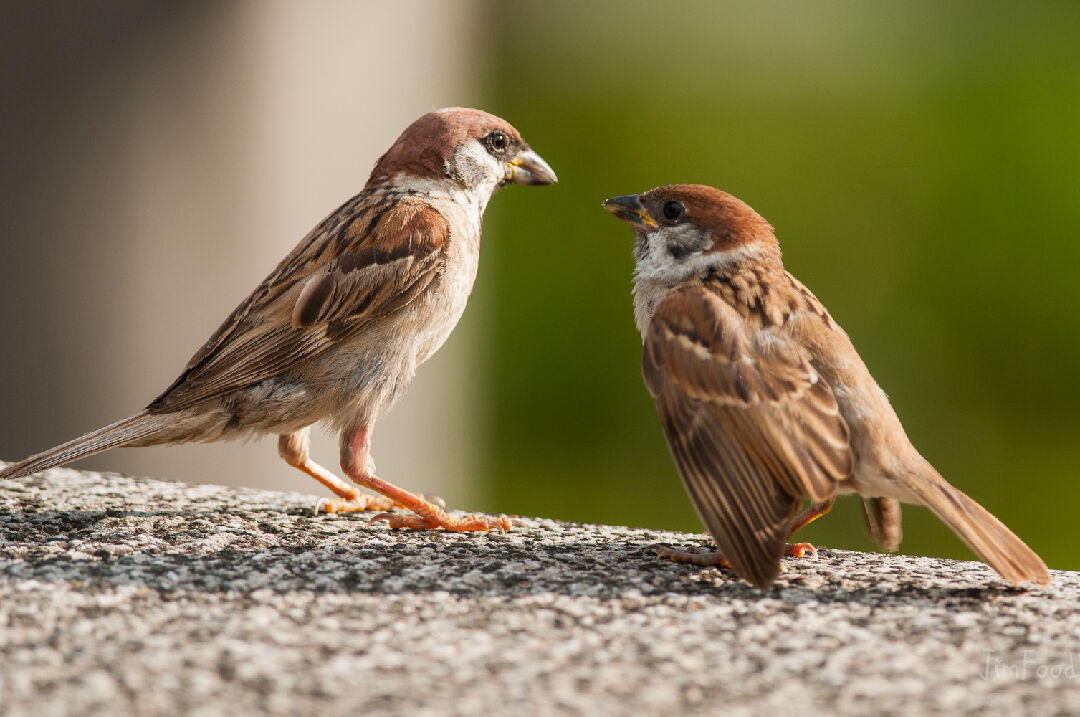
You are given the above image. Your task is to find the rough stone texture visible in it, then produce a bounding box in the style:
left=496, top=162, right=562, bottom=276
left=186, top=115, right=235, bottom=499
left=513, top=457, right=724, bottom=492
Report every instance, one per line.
left=1, top=468, right=1078, bottom=717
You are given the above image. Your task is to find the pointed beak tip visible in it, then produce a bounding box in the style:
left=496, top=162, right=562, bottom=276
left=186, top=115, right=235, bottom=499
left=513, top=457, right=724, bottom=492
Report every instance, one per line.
left=602, top=194, right=656, bottom=228
left=510, top=149, right=557, bottom=186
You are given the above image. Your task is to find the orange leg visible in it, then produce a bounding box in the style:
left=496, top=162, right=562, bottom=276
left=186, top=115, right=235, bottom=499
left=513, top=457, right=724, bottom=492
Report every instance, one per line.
left=784, top=496, right=836, bottom=558
left=278, top=428, right=396, bottom=513
left=649, top=544, right=730, bottom=567
left=788, top=497, right=836, bottom=536
left=340, top=424, right=510, bottom=533
left=649, top=541, right=816, bottom=566
left=650, top=497, right=836, bottom=566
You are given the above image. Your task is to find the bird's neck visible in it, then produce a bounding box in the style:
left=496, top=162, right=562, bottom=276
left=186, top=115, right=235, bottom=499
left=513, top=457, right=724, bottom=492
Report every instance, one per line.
left=632, top=248, right=782, bottom=340
left=385, top=173, right=490, bottom=246
left=389, top=173, right=494, bottom=211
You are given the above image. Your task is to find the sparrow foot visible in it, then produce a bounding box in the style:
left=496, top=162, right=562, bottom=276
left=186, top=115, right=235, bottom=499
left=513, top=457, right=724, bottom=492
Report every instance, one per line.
left=369, top=512, right=512, bottom=533
left=647, top=544, right=730, bottom=567
left=648, top=541, right=818, bottom=565
left=315, top=494, right=398, bottom=514
left=340, top=428, right=508, bottom=532
left=314, top=492, right=444, bottom=515
left=785, top=541, right=818, bottom=559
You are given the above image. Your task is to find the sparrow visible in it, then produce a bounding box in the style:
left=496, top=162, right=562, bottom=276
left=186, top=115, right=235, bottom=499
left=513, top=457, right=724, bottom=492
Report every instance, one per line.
left=0, top=107, right=556, bottom=532
left=603, top=184, right=1050, bottom=588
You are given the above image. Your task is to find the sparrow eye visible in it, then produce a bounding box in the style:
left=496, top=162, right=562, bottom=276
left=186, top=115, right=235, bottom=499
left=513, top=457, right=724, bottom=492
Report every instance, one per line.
left=662, top=200, right=686, bottom=222
left=485, top=130, right=510, bottom=154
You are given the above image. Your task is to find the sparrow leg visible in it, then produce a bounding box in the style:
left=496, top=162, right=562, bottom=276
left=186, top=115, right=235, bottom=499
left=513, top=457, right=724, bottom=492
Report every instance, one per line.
left=648, top=544, right=730, bottom=567
left=278, top=428, right=395, bottom=513
left=648, top=541, right=819, bottom=566
left=648, top=542, right=818, bottom=566
left=783, top=496, right=837, bottom=558
left=340, top=425, right=510, bottom=532
left=649, top=502, right=837, bottom=567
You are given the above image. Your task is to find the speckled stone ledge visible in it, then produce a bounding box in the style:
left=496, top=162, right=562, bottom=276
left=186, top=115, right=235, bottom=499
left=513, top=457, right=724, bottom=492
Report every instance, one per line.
left=1, top=467, right=1078, bottom=717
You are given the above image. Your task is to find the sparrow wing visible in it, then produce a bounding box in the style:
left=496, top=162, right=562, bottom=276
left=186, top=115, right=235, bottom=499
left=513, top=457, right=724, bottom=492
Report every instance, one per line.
left=149, top=197, right=447, bottom=412
left=643, top=286, right=853, bottom=588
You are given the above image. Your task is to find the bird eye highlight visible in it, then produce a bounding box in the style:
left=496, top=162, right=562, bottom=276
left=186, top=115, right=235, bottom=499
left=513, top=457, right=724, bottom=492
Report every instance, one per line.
left=662, top=200, right=685, bottom=222
left=485, top=130, right=510, bottom=153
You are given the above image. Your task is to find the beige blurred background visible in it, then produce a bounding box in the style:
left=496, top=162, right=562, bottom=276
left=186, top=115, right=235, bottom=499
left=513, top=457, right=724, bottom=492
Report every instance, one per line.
left=0, top=0, right=487, bottom=504
left=5, top=1, right=1079, bottom=571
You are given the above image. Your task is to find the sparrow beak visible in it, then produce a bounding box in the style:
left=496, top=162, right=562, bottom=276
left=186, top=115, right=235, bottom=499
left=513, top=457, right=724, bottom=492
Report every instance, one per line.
left=509, top=148, right=558, bottom=185
left=602, top=194, right=657, bottom=229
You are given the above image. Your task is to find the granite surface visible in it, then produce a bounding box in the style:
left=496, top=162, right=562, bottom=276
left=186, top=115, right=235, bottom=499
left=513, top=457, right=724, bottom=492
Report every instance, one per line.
left=1, top=467, right=1078, bottom=716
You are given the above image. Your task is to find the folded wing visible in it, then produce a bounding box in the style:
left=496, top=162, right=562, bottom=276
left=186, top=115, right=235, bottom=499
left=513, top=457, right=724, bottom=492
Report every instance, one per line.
left=150, top=197, right=448, bottom=412
left=643, top=287, right=853, bottom=587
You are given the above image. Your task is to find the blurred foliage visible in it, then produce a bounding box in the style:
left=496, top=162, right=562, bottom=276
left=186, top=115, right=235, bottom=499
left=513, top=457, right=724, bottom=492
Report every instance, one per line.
left=475, top=0, right=1080, bottom=570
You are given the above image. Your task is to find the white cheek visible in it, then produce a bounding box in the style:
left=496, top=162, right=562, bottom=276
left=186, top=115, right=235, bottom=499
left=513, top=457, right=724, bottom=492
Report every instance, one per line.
left=448, top=139, right=503, bottom=202
left=634, top=240, right=767, bottom=285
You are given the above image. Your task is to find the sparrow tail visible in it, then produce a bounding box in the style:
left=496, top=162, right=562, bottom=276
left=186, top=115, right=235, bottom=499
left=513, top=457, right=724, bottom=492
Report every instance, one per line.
left=0, top=412, right=163, bottom=480
left=904, top=471, right=1050, bottom=586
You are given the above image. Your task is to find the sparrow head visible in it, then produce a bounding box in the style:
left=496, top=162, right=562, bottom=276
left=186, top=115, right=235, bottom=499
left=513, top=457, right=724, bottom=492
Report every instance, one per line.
left=367, top=107, right=557, bottom=194
left=603, top=184, right=778, bottom=284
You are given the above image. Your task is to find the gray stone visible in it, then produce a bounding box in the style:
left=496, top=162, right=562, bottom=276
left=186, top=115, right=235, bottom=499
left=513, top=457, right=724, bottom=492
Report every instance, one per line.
left=1, top=467, right=1078, bottom=717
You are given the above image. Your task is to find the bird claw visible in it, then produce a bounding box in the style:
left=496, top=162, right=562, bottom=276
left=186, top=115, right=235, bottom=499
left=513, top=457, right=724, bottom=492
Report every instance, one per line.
left=368, top=512, right=399, bottom=526
left=785, top=542, right=818, bottom=559
left=646, top=543, right=730, bottom=567
left=647, top=541, right=819, bottom=566
left=315, top=494, right=397, bottom=514
left=369, top=512, right=512, bottom=533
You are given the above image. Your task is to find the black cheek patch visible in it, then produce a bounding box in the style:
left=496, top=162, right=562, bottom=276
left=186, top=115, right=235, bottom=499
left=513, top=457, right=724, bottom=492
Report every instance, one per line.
left=667, top=232, right=710, bottom=260
left=660, top=226, right=712, bottom=260
left=668, top=242, right=697, bottom=260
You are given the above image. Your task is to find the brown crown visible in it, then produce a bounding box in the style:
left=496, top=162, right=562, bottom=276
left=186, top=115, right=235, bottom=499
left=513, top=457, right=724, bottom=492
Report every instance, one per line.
left=366, top=108, right=522, bottom=186
left=645, top=184, right=777, bottom=251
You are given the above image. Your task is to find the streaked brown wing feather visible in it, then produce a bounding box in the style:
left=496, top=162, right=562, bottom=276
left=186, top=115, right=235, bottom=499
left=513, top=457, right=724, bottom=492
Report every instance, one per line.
left=643, top=287, right=853, bottom=588
left=149, top=196, right=448, bottom=412
left=654, top=387, right=802, bottom=588
left=290, top=200, right=448, bottom=330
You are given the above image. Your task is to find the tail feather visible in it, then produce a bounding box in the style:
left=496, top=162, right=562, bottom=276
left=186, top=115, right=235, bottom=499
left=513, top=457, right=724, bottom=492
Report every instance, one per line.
left=0, top=413, right=161, bottom=480
left=905, top=475, right=1050, bottom=586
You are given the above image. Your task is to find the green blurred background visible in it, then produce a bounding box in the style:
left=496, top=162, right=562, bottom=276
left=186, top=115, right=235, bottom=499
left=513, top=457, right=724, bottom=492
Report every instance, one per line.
left=475, top=1, right=1080, bottom=569
left=2, top=1, right=1078, bottom=573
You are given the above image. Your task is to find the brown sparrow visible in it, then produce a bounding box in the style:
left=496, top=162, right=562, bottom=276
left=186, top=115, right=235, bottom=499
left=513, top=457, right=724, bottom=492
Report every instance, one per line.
left=0, top=107, right=556, bottom=532
left=603, top=184, right=1049, bottom=588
